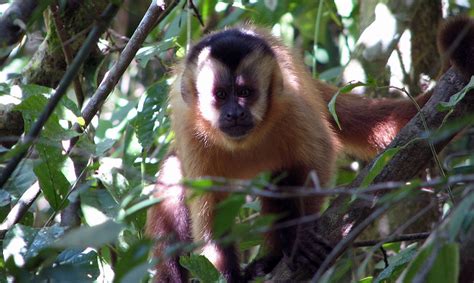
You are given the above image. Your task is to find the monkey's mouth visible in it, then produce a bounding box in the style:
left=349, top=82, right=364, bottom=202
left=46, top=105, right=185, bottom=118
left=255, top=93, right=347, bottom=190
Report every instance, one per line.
left=219, top=123, right=254, bottom=139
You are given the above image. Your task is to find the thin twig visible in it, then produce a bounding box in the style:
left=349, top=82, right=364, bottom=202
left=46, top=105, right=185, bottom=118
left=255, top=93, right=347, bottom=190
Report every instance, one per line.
left=177, top=173, right=474, bottom=199
left=188, top=0, right=204, bottom=27
left=353, top=232, right=431, bottom=247
left=380, top=246, right=389, bottom=268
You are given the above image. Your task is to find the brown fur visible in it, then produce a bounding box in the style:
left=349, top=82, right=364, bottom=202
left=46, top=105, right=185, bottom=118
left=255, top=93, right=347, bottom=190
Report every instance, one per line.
left=146, top=18, right=474, bottom=281
left=438, top=15, right=474, bottom=76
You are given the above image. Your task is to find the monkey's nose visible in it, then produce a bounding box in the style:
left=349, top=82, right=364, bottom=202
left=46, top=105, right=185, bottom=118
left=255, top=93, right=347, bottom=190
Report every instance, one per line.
left=225, top=109, right=246, bottom=121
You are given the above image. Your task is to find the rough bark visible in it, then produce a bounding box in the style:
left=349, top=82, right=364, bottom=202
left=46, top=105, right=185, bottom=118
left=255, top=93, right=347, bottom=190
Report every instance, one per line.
left=409, top=0, right=442, bottom=94
left=22, top=0, right=108, bottom=87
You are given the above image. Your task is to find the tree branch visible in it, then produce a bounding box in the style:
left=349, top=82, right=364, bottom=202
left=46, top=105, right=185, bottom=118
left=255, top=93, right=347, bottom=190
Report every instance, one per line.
left=0, top=183, right=40, bottom=239
left=0, top=0, right=37, bottom=66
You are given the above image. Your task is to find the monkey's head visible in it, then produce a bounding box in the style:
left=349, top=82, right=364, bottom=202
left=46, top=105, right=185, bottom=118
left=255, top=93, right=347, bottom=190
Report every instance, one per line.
left=180, top=28, right=283, bottom=149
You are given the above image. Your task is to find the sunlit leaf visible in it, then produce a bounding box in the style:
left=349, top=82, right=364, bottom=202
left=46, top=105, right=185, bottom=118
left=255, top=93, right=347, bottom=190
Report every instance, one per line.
left=361, top=147, right=400, bottom=187
left=133, top=80, right=169, bottom=149
left=53, top=220, right=123, bottom=249
left=213, top=194, right=246, bottom=238
left=113, top=239, right=153, bottom=283
left=180, top=255, right=222, bottom=282
left=3, top=225, right=65, bottom=267
left=374, top=244, right=417, bottom=283
left=34, top=162, right=70, bottom=211
left=328, top=81, right=367, bottom=130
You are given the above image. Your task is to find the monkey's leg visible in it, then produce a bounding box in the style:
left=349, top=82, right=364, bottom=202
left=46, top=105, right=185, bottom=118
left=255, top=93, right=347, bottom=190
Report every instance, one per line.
left=190, top=193, right=242, bottom=282
left=244, top=169, right=329, bottom=280
left=146, top=154, right=191, bottom=282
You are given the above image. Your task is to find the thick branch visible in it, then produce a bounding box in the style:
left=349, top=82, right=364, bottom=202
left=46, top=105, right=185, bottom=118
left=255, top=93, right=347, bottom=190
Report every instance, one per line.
left=0, top=0, right=37, bottom=66
left=273, top=67, right=474, bottom=279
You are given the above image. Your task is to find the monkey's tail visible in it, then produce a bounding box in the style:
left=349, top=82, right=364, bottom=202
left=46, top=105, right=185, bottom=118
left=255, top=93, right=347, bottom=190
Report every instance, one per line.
left=319, top=84, right=429, bottom=160
left=321, top=15, right=474, bottom=160
left=438, top=15, right=474, bottom=76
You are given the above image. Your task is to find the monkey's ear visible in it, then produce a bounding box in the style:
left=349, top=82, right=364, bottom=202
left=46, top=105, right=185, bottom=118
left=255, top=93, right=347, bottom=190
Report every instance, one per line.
left=270, top=63, right=284, bottom=96
left=438, top=16, right=474, bottom=76
left=180, top=69, right=195, bottom=104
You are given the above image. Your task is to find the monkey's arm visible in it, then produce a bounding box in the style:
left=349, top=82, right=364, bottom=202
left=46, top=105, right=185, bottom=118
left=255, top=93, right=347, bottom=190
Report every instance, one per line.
left=146, top=152, right=191, bottom=282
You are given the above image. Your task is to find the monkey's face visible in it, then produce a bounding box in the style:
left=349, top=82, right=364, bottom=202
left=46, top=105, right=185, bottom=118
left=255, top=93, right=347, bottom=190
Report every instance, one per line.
left=196, top=57, right=260, bottom=140
left=183, top=29, right=279, bottom=144
left=193, top=51, right=276, bottom=142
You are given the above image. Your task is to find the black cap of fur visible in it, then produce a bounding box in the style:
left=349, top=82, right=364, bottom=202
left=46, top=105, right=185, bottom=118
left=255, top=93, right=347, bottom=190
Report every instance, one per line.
left=187, top=29, right=274, bottom=71
left=438, top=15, right=474, bottom=76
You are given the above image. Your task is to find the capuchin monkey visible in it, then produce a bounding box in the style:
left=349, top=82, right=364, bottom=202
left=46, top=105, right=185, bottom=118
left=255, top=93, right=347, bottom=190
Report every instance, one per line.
left=146, top=16, right=474, bottom=282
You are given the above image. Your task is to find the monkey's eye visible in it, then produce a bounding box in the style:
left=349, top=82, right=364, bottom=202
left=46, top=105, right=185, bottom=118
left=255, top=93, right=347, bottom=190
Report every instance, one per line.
left=215, top=89, right=227, bottom=99
left=239, top=88, right=252, bottom=97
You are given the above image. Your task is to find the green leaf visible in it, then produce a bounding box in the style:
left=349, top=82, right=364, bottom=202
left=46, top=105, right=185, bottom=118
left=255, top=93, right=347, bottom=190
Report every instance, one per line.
left=319, top=66, right=343, bottom=82
left=184, top=178, right=216, bottom=190
left=437, top=76, right=474, bottom=112
left=374, top=245, right=417, bottom=283
left=0, top=190, right=11, bottom=206
left=133, top=80, right=169, bottom=149
left=242, top=199, right=261, bottom=212
left=179, top=254, right=222, bottom=282
left=447, top=193, right=474, bottom=242
left=358, top=277, right=373, bottom=283
left=426, top=243, right=459, bottom=283
left=33, top=162, right=70, bottom=211
left=3, top=225, right=65, bottom=267
left=53, top=220, right=123, bottom=249
left=121, top=197, right=162, bottom=220
left=401, top=242, right=434, bottom=283
left=328, top=81, right=367, bottom=130
left=120, top=262, right=154, bottom=283
left=213, top=194, right=246, bottom=238
left=401, top=242, right=460, bottom=283
left=95, top=139, right=116, bottom=156
left=36, top=249, right=100, bottom=282
left=361, top=147, right=400, bottom=187
left=80, top=188, right=119, bottom=225
left=113, top=239, right=153, bottom=283
left=135, top=38, right=177, bottom=68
